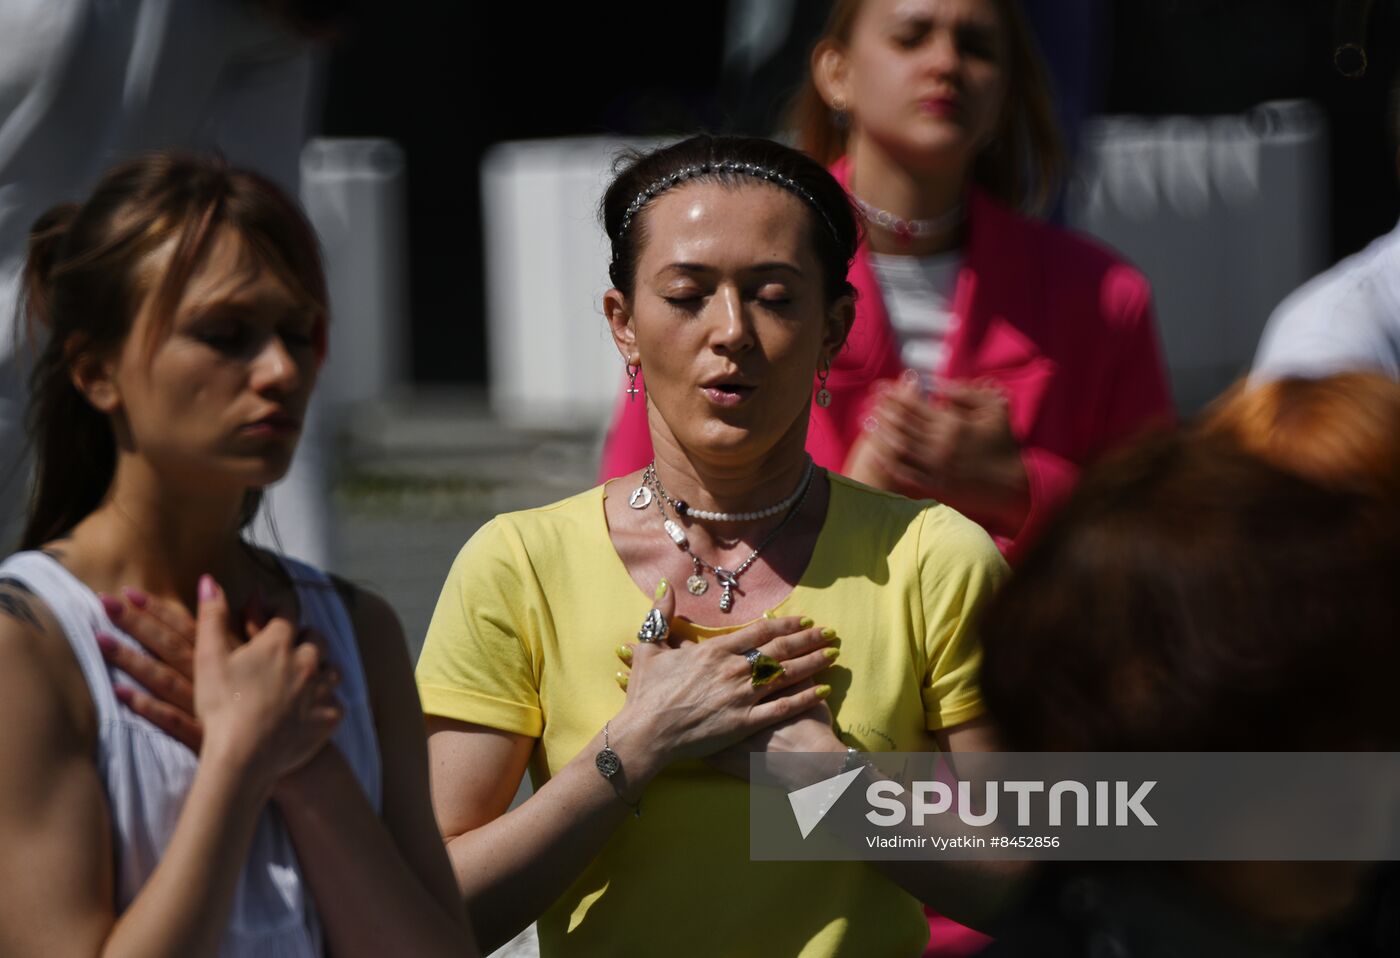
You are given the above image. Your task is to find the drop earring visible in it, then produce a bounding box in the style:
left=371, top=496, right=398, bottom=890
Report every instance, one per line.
left=815, top=359, right=832, bottom=408
left=626, top=362, right=640, bottom=402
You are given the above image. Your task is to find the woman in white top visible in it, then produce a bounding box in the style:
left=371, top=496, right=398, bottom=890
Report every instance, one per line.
left=0, top=152, right=473, bottom=957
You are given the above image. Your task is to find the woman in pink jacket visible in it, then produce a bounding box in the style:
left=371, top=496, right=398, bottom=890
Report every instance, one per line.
left=600, top=0, right=1172, bottom=562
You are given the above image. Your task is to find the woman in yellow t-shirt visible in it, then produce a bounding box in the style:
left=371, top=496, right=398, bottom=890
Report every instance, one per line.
left=416, top=134, right=1011, bottom=957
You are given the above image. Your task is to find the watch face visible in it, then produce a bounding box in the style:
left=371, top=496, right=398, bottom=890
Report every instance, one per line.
left=595, top=747, right=621, bottom=778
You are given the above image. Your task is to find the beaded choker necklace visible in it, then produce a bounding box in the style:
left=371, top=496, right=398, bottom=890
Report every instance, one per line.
left=851, top=194, right=964, bottom=245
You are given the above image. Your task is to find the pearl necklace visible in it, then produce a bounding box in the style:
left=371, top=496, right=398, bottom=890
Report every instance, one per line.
left=630, top=459, right=814, bottom=522
left=851, top=194, right=964, bottom=244
left=634, top=460, right=816, bottom=612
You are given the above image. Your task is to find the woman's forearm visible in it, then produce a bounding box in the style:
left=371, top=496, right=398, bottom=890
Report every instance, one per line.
left=100, top=742, right=269, bottom=958
left=272, top=747, right=476, bottom=958
left=445, top=716, right=663, bottom=953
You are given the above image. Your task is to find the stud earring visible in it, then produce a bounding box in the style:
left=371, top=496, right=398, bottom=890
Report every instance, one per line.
left=831, top=95, right=850, bottom=130
left=626, top=362, right=641, bottom=402
left=815, top=359, right=832, bottom=408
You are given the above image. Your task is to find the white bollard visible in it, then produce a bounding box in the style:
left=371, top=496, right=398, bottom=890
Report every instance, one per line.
left=261, top=137, right=409, bottom=567
left=300, top=137, right=409, bottom=407
left=481, top=136, right=664, bottom=429
left=1069, top=100, right=1329, bottom=413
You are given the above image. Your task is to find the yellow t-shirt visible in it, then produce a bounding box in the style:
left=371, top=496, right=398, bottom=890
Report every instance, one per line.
left=416, top=473, right=1007, bottom=957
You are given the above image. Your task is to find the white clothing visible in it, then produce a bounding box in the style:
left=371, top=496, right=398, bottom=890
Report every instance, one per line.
left=1253, top=220, right=1400, bottom=381
left=0, top=550, right=381, bottom=958
left=868, top=250, right=962, bottom=388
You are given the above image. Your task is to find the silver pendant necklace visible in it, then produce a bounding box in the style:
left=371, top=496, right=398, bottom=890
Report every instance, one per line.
left=642, top=460, right=815, bottom=612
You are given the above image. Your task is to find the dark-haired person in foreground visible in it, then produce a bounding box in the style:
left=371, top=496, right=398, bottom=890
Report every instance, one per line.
left=976, top=431, right=1400, bottom=957
left=416, top=134, right=1015, bottom=957
left=0, top=153, right=472, bottom=957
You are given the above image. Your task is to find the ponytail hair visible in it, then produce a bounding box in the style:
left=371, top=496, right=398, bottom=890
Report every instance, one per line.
left=21, top=204, right=81, bottom=343
left=19, top=152, right=327, bottom=551
left=21, top=202, right=122, bottom=551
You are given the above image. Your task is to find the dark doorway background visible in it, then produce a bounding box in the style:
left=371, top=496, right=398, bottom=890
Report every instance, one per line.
left=319, top=2, right=725, bottom=386
left=320, top=0, right=1400, bottom=387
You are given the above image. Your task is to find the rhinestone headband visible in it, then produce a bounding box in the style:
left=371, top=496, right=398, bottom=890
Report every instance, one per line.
left=617, top=161, right=840, bottom=242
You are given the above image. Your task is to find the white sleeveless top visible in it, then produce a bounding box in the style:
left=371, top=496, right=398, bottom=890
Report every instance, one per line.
left=0, top=551, right=382, bottom=958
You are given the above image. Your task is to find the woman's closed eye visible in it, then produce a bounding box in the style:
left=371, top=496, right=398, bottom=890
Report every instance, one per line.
left=754, top=285, right=793, bottom=307
left=190, top=313, right=317, bottom=357
left=890, top=19, right=930, bottom=50
left=193, top=320, right=251, bottom=354
left=661, top=287, right=705, bottom=309
left=278, top=322, right=317, bottom=349
left=956, top=25, right=998, bottom=60
left=657, top=280, right=795, bottom=310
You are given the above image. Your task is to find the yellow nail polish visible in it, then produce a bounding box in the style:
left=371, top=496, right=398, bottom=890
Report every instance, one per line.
left=820, top=627, right=837, bottom=640
left=654, top=579, right=669, bottom=600
left=799, top=616, right=815, bottom=629
left=615, top=671, right=629, bottom=691
left=822, top=648, right=840, bottom=661
left=763, top=609, right=777, bottom=620
left=616, top=645, right=633, bottom=664
left=814, top=684, right=832, bottom=700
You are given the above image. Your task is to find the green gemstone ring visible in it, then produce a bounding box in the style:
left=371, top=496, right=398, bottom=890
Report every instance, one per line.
left=744, top=648, right=785, bottom=688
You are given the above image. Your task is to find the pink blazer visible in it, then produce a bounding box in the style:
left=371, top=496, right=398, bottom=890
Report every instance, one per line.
left=598, top=159, right=1174, bottom=560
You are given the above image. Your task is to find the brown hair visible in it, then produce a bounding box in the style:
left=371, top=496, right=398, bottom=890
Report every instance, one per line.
left=980, top=432, right=1400, bottom=752
left=18, top=152, right=327, bottom=550
left=788, top=0, right=1065, bottom=216
left=1200, top=373, right=1400, bottom=504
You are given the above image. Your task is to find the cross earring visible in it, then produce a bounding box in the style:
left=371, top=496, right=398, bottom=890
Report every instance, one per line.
left=626, top=362, right=641, bottom=402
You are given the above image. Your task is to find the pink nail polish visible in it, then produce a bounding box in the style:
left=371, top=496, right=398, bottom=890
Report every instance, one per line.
left=113, top=685, right=134, bottom=705
left=95, top=632, right=117, bottom=655
left=120, top=587, right=149, bottom=608
left=98, top=593, right=124, bottom=620
left=198, top=575, right=216, bottom=602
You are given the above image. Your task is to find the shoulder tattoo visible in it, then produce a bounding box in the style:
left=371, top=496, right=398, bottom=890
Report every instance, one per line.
left=0, top=577, right=42, bottom=630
